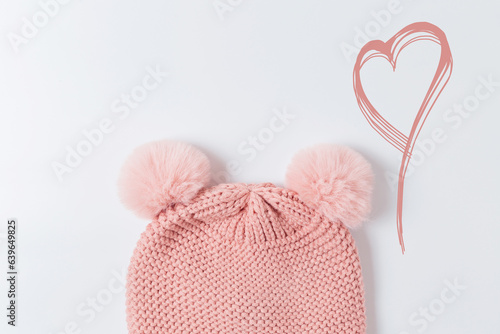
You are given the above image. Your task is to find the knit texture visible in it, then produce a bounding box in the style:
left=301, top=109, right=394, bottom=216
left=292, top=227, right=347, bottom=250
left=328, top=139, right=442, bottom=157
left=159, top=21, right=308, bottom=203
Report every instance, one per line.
left=126, top=183, right=366, bottom=333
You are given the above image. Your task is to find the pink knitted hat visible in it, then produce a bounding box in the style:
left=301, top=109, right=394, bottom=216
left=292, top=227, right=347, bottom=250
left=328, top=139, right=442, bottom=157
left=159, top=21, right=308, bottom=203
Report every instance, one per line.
left=119, top=140, right=373, bottom=334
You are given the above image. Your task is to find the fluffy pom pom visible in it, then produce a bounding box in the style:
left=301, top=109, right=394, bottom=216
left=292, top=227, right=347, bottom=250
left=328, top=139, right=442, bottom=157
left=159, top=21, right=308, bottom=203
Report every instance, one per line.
left=118, top=141, right=211, bottom=219
left=285, top=144, right=373, bottom=228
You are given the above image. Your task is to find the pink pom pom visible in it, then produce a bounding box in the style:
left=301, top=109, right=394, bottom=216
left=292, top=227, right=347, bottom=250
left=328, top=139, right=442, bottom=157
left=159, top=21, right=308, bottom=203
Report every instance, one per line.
left=118, top=141, right=211, bottom=219
left=285, top=144, right=373, bottom=228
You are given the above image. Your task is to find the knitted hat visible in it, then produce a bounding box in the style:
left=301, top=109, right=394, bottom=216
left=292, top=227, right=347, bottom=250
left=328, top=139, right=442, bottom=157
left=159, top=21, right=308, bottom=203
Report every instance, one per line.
left=119, top=140, right=373, bottom=334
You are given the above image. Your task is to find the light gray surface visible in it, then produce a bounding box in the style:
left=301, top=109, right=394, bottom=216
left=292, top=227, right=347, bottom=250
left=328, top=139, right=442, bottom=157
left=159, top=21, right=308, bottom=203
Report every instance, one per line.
left=1, top=1, right=499, bottom=333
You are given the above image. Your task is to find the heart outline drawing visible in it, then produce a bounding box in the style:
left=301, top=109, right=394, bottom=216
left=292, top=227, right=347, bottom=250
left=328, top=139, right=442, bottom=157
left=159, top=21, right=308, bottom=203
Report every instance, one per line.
left=353, top=22, right=453, bottom=253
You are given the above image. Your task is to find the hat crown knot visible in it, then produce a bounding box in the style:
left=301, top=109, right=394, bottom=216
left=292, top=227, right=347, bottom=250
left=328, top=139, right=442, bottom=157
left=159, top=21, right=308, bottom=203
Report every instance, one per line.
left=186, top=183, right=320, bottom=245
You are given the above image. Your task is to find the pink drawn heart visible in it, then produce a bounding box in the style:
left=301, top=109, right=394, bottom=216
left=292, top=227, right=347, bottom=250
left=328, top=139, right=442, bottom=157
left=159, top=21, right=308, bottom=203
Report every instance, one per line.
left=353, top=22, right=453, bottom=253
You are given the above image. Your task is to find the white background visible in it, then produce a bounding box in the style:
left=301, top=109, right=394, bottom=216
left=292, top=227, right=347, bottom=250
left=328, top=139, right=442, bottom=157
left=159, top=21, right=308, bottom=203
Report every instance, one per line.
left=1, top=0, right=499, bottom=333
